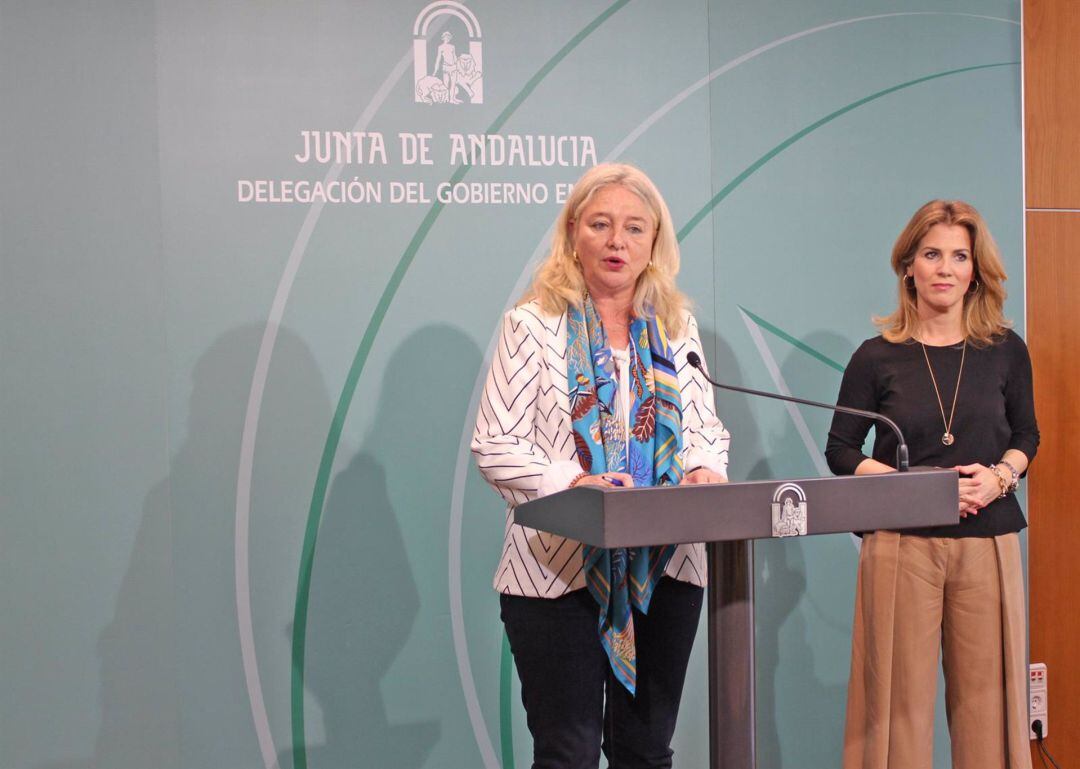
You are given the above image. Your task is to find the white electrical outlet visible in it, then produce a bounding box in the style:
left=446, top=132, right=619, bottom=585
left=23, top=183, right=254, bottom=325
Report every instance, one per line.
left=1029, top=662, right=1048, bottom=740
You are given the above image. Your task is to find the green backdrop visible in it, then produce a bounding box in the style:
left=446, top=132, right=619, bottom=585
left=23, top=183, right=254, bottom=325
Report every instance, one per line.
left=1, top=1, right=1024, bottom=767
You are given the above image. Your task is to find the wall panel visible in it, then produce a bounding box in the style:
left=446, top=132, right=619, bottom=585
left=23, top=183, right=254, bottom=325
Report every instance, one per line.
left=1024, top=0, right=1080, bottom=208
left=1024, top=0, right=1080, bottom=764
left=1025, top=212, right=1080, bottom=763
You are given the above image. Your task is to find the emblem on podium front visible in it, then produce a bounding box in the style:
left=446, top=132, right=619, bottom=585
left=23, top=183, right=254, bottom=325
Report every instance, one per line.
left=771, top=483, right=807, bottom=537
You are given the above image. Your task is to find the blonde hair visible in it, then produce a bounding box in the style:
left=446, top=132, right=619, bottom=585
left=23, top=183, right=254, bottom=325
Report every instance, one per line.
left=521, top=163, right=689, bottom=336
left=876, top=199, right=1010, bottom=346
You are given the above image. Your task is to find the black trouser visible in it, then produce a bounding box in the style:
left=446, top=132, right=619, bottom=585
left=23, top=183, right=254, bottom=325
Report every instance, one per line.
left=500, top=577, right=703, bottom=769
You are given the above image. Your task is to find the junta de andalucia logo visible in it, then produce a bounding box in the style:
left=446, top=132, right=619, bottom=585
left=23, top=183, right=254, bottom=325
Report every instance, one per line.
left=412, top=1, right=484, bottom=105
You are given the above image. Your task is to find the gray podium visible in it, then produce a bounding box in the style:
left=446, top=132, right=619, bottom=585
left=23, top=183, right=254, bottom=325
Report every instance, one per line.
left=514, top=468, right=959, bottom=769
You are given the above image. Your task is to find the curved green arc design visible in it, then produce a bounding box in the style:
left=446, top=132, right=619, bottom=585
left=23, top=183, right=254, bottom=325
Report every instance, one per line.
left=740, top=305, right=846, bottom=373
left=289, top=4, right=631, bottom=768
left=499, top=636, right=516, bottom=769
left=677, top=62, right=1018, bottom=242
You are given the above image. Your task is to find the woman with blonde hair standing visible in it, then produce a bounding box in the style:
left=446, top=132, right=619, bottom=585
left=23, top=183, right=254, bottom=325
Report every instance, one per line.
left=473, top=163, right=730, bottom=768
left=827, top=200, right=1038, bottom=769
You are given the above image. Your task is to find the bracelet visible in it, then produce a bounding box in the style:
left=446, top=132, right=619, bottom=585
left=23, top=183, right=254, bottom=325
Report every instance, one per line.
left=568, top=472, right=589, bottom=489
left=989, top=465, right=1010, bottom=498
left=997, top=459, right=1021, bottom=493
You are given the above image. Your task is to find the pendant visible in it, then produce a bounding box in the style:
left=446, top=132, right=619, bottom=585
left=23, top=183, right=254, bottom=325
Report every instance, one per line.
left=942, top=432, right=955, bottom=446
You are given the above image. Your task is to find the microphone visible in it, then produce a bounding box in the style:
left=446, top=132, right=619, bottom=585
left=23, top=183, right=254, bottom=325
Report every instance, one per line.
left=685, top=351, right=909, bottom=472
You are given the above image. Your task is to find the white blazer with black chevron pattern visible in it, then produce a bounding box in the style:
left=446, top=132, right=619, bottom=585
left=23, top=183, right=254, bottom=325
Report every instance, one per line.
left=473, top=300, right=731, bottom=598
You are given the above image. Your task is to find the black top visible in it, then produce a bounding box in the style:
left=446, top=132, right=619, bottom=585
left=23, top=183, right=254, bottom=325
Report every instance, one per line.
left=825, top=330, right=1039, bottom=537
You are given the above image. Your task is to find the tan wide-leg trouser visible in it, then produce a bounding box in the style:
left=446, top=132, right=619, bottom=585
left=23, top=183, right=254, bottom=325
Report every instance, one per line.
left=842, top=532, right=1030, bottom=769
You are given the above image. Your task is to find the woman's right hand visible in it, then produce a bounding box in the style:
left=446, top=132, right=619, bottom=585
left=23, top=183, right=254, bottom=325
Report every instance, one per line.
left=572, top=472, right=634, bottom=489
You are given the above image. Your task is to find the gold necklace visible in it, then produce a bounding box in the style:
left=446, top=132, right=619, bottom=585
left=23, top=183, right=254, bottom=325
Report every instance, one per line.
left=920, top=339, right=967, bottom=446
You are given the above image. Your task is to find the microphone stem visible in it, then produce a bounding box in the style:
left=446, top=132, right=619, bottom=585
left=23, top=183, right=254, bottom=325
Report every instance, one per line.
left=689, top=359, right=910, bottom=472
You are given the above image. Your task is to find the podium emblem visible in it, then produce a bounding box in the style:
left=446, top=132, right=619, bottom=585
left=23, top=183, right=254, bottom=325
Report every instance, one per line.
left=771, top=483, right=808, bottom=537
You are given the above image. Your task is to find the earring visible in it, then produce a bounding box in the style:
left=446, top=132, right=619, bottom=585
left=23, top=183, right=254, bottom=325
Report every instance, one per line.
left=903, top=274, right=915, bottom=289
left=968, top=279, right=981, bottom=294
left=572, top=249, right=580, bottom=262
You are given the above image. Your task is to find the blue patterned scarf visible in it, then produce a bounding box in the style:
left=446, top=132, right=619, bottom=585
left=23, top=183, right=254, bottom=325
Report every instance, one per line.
left=566, top=296, right=684, bottom=694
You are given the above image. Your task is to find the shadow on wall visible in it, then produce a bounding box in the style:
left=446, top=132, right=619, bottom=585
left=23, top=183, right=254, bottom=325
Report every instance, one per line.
left=701, top=328, right=767, bottom=484
left=173, top=326, right=333, bottom=769
left=748, top=328, right=854, bottom=769
left=292, top=324, right=482, bottom=769
left=34, top=466, right=182, bottom=769
left=36, top=325, right=333, bottom=769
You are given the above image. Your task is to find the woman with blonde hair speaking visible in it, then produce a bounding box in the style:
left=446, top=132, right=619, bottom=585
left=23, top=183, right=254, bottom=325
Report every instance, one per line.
left=826, top=200, right=1038, bottom=769
left=473, top=163, right=731, bottom=769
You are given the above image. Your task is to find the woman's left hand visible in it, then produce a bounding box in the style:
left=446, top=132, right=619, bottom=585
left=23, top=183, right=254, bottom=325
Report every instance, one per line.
left=955, top=463, right=1001, bottom=516
left=680, top=467, right=727, bottom=485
